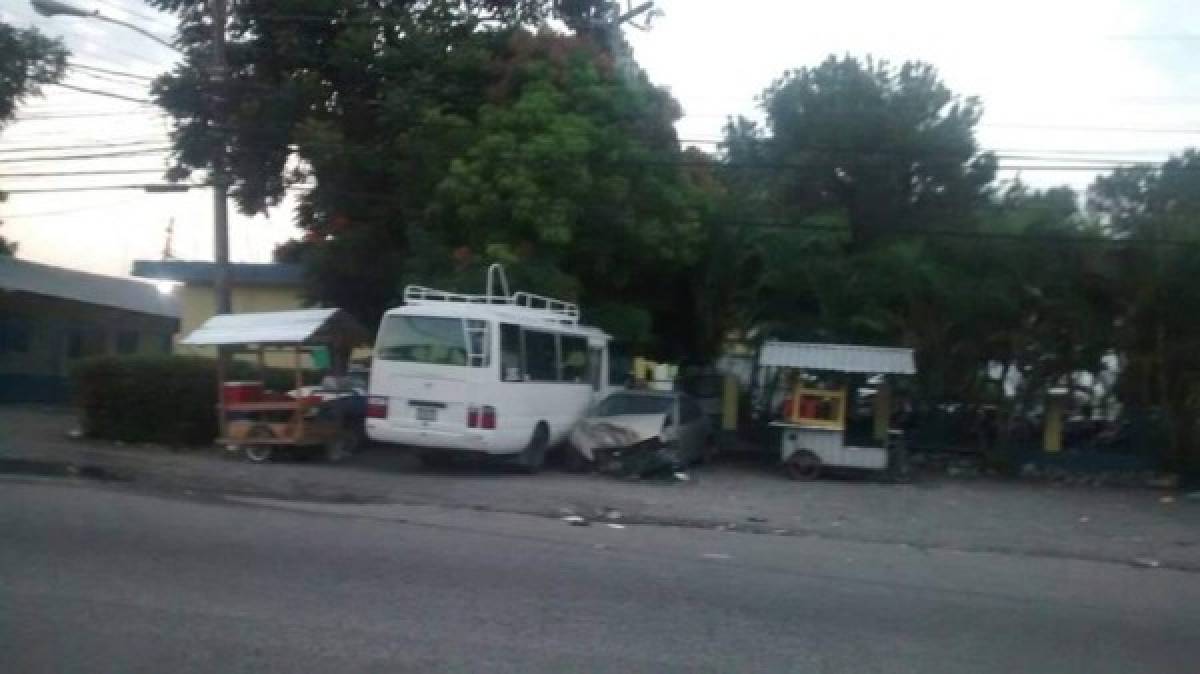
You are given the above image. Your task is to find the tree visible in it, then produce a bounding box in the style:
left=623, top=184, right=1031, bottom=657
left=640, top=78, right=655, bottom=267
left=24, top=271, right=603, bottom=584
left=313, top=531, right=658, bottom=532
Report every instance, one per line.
left=756, top=55, right=997, bottom=246
left=154, top=1, right=707, bottom=356
left=0, top=22, right=69, bottom=257
left=1089, top=151, right=1200, bottom=471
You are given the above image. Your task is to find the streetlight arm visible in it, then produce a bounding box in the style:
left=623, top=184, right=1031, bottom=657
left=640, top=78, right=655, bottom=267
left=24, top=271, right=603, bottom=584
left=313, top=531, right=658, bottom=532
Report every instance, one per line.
left=95, top=13, right=179, bottom=52
left=31, top=0, right=179, bottom=52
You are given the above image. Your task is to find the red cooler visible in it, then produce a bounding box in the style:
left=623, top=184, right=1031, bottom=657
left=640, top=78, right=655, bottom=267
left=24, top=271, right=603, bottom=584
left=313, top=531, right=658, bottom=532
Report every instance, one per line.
left=223, top=381, right=264, bottom=405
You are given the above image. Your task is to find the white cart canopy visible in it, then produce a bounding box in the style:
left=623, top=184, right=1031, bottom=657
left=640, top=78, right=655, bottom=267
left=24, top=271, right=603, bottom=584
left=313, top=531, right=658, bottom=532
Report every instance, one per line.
left=759, top=341, right=915, bottom=375
left=181, top=308, right=367, bottom=347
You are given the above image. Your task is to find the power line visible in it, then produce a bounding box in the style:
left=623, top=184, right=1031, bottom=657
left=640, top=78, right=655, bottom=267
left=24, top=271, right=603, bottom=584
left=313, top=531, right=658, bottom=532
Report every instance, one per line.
left=0, top=168, right=167, bottom=178
left=0, top=139, right=165, bottom=154
left=68, top=62, right=157, bottom=82
left=2, top=184, right=195, bottom=194
left=15, top=110, right=162, bottom=121
left=49, top=82, right=152, bottom=105
left=0, top=196, right=146, bottom=219
left=0, top=147, right=171, bottom=163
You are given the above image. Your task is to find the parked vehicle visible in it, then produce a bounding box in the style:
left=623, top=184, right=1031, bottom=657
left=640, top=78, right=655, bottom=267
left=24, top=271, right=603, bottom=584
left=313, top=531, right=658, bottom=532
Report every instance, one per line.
left=366, top=265, right=612, bottom=471
left=567, top=390, right=713, bottom=474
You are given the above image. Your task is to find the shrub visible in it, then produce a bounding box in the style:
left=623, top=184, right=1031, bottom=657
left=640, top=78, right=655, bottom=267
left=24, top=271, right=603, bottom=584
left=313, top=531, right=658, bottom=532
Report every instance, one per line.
left=71, top=355, right=323, bottom=446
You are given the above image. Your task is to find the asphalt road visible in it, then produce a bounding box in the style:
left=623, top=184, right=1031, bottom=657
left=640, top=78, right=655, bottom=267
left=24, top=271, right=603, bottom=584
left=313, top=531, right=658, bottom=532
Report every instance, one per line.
left=2, top=479, right=1198, bottom=673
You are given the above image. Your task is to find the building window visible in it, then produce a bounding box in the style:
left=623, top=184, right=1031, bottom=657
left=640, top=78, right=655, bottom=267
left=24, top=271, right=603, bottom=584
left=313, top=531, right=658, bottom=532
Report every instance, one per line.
left=67, top=327, right=105, bottom=359
left=116, top=331, right=140, bottom=355
left=0, top=319, right=31, bottom=354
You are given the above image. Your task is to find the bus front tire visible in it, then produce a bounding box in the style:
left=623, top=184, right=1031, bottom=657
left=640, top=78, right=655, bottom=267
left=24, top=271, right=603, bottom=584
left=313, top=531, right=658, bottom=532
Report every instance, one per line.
left=515, top=423, right=549, bottom=474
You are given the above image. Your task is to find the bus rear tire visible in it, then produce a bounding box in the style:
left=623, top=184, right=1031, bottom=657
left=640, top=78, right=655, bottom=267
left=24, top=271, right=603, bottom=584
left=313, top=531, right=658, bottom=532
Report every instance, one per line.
left=515, top=423, right=549, bottom=474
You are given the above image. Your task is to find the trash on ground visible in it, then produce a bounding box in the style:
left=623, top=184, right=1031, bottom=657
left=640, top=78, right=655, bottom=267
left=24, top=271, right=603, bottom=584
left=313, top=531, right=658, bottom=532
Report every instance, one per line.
left=605, top=523, right=626, bottom=530
left=673, top=472, right=690, bottom=482
left=1131, top=557, right=1161, bottom=569
left=563, top=515, right=589, bottom=526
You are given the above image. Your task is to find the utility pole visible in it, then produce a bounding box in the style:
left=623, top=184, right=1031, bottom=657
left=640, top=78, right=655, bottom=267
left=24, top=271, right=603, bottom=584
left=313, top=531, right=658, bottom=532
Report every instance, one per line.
left=210, top=0, right=232, bottom=315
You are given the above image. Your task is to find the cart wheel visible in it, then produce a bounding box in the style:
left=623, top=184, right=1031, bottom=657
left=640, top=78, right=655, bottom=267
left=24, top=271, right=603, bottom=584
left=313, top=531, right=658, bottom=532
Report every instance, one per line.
left=324, top=429, right=359, bottom=463
left=785, top=450, right=821, bottom=481
left=244, top=445, right=274, bottom=463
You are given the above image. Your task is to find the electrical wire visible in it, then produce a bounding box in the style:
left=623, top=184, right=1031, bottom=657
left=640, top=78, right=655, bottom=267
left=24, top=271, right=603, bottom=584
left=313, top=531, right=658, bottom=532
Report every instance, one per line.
left=68, top=62, right=157, bottom=82
left=0, top=168, right=168, bottom=178
left=0, top=140, right=165, bottom=154
left=2, top=184, right=196, bottom=194
left=0, top=147, right=171, bottom=163
left=49, top=82, right=152, bottom=105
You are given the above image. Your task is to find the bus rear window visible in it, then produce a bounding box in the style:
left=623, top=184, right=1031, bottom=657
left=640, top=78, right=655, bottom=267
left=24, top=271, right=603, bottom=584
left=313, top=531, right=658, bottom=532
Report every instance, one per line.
left=375, top=316, right=489, bottom=367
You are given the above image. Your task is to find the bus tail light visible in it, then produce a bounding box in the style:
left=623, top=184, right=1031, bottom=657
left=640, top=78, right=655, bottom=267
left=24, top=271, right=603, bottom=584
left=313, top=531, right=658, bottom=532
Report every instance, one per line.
left=367, top=396, right=388, bottom=419
left=468, top=405, right=497, bottom=429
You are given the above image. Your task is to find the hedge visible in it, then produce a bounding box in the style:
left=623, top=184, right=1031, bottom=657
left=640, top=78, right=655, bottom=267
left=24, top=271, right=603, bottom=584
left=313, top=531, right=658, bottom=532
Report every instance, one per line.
left=71, top=355, right=321, bottom=446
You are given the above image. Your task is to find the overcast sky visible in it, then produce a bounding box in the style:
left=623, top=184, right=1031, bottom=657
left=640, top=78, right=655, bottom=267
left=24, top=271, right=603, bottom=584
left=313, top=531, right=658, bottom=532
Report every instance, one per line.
left=1, top=0, right=1198, bottom=277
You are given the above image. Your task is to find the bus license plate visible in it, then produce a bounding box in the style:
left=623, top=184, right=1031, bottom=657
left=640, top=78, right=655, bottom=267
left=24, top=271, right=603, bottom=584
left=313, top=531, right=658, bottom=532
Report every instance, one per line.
left=416, top=406, right=437, bottom=422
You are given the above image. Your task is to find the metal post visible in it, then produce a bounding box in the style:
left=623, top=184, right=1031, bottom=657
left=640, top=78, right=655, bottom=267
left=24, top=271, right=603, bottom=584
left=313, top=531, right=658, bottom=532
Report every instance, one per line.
left=210, top=0, right=232, bottom=316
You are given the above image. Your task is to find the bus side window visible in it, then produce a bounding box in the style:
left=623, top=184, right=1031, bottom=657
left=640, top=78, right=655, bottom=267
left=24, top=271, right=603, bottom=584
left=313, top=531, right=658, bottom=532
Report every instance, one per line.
left=588, top=347, right=603, bottom=390
left=523, top=330, right=558, bottom=382
left=560, top=336, right=589, bottom=383
left=500, top=323, right=523, bottom=382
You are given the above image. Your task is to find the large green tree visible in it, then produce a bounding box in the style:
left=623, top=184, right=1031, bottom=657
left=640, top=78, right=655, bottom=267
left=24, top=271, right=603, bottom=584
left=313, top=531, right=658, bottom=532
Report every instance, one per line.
left=752, top=55, right=997, bottom=246
left=1089, top=150, right=1200, bottom=471
left=721, top=57, right=1118, bottom=409
left=0, top=22, right=68, bottom=256
left=152, top=0, right=706, bottom=355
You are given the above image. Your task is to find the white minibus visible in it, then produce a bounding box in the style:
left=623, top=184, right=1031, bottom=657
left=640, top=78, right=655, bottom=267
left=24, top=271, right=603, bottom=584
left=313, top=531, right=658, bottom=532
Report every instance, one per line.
left=365, top=266, right=611, bottom=471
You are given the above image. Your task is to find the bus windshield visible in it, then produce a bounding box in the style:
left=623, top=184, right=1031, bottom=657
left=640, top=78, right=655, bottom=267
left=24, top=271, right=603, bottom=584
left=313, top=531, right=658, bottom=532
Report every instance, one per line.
left=376, top=315, right=488, bottom=366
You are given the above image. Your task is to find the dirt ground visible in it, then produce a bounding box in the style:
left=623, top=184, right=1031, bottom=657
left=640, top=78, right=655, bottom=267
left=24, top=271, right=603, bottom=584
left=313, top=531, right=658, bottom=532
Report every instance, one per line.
left=3, top=405, right=1199, bottom=571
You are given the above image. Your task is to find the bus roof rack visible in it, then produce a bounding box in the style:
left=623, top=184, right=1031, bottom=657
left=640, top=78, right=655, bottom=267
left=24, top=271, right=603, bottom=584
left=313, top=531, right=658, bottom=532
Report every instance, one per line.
left=403, top=264, right=579, bottom=325
left=402, top=285, right=580, bottom=325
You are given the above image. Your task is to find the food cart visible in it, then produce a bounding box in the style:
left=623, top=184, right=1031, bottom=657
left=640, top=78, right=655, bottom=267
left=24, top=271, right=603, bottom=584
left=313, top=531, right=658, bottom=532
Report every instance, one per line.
left=180, top=308, right=370, bottom=463
left=757, top=341, right=916, bottom=480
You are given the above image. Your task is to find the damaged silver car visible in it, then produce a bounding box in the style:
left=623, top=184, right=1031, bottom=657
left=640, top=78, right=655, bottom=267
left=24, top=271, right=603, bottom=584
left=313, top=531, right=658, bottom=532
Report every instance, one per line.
left=566, top=391, right=713, bottom=476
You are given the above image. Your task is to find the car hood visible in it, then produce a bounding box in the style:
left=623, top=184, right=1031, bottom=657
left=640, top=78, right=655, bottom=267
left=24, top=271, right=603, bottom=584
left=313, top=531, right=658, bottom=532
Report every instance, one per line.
left=569, top=414, right=667, bottom=460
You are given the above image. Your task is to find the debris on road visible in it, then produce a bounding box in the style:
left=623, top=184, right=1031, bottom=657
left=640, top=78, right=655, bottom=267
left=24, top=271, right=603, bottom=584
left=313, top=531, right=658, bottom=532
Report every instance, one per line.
left=605, top=523, right=626, bottom=530
left=1131, top=557, right=1162, bottom=569
left=563, top=515, right=589, bottom=526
